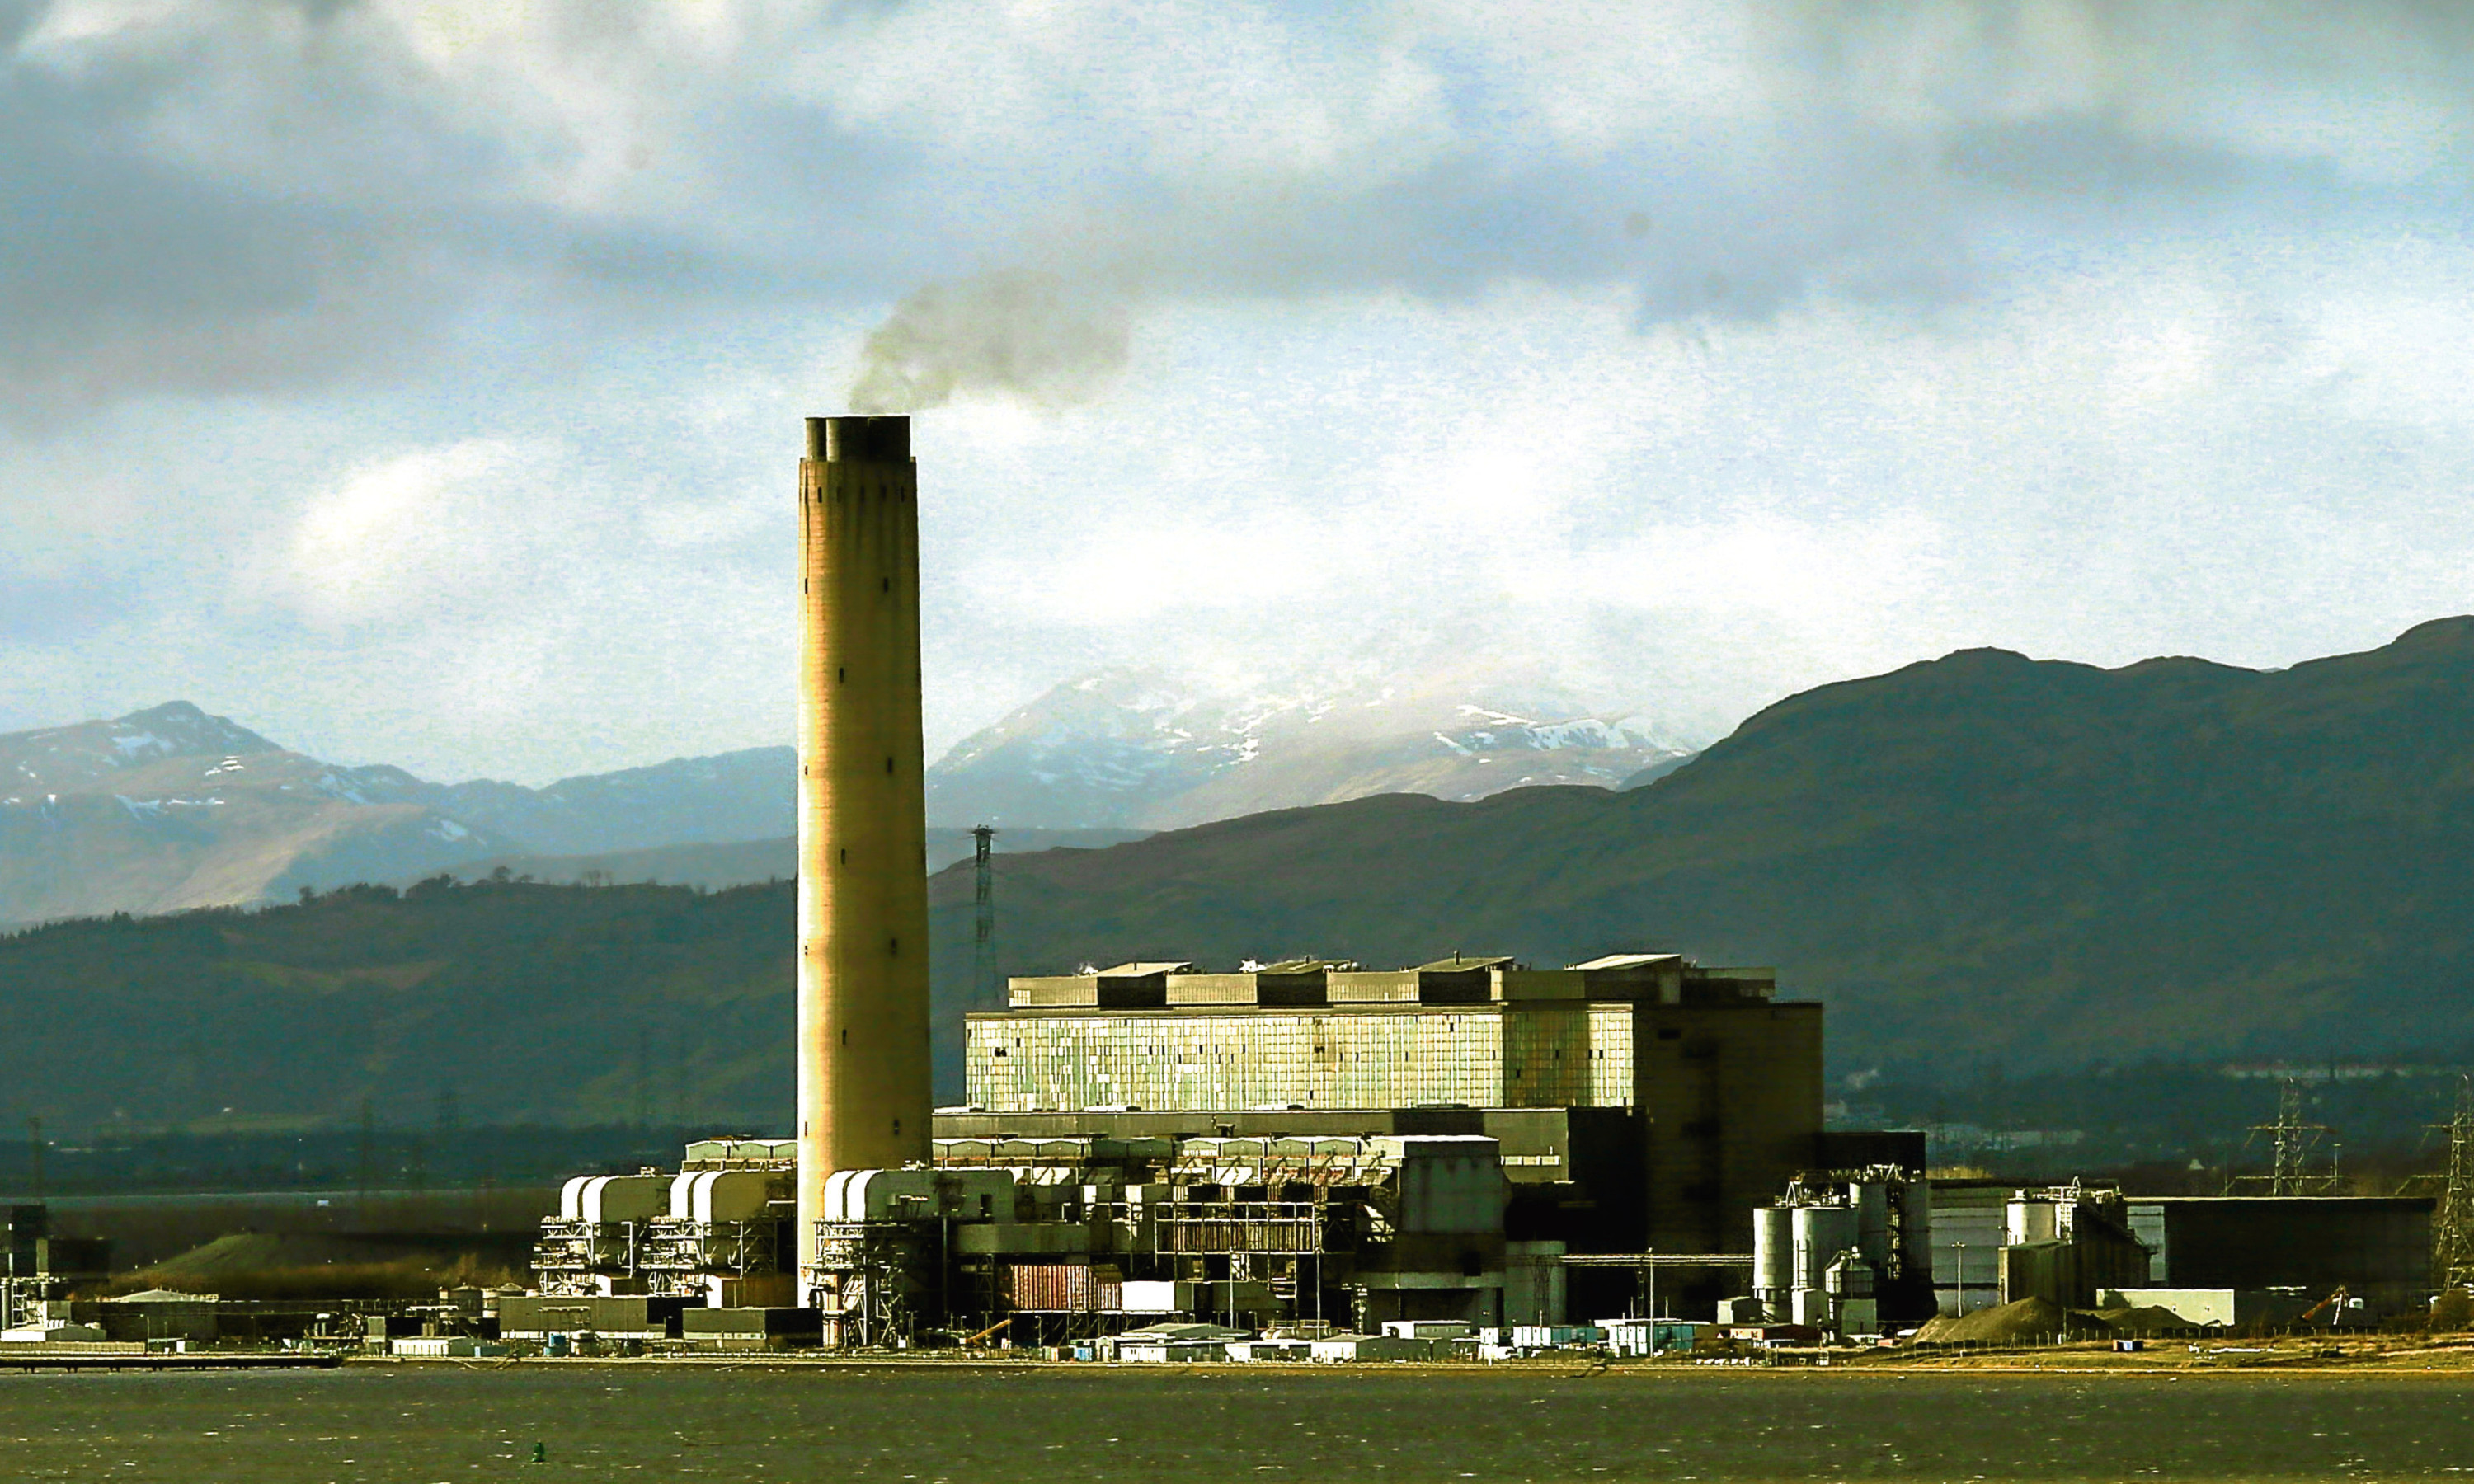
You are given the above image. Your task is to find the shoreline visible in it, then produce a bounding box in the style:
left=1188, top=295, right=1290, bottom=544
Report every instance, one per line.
left=312, top=1341, right=2474, bottom=1379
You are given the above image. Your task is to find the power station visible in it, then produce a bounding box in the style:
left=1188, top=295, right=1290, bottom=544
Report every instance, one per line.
left=495, top=416, right=2432, bottom=1356
left=503, top=411, right=1898, bottom=1347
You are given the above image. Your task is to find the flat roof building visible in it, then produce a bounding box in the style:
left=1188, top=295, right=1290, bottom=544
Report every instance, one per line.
left=963, top=951, right=1823, bottom=1261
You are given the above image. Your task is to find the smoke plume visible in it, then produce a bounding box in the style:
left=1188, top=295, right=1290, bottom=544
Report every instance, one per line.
left=847, top=271, right=1131, bottom=416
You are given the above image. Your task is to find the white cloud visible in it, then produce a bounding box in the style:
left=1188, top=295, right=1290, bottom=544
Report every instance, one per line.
left=284, top=439, right=555, bottom=623
left=7, top=1, right=2474, bottom=782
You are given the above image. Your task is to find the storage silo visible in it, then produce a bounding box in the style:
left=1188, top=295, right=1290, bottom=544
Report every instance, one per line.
left=1752, top=1205, right=1794, bottom=1311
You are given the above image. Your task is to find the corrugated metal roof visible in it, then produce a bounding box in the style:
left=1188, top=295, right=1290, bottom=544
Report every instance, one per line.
left=1099, top=961, right=1193, bottom=976
left=1413, top=954, right=1513, bottom=972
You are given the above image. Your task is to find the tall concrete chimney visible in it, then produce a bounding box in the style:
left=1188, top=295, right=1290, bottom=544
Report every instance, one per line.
left=795, top=415, right=931, bottom=1304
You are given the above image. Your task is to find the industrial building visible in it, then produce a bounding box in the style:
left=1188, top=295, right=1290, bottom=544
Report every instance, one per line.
left=477, top=414, right=2474, bottom=1357
left=0, top=1205, right=110, bottom=1337
left=523, top=947, right=1855, bottom=1341
left=1926, top=1181, right=2434, bottom=1323
left=968, top=954, right=1823, bottom=1259
left=1737, top=1166, right=1935, bottom=1336
left=531, top=1146, right=795, bottom=1308
left=496, top=414, right=1896, bottom=1350
left=497, top=414, right=1885, bottom=1351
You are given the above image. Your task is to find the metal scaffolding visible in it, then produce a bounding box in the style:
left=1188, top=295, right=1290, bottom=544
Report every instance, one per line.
left=811, top=1221, right=926, bottom=1349
left=529, top=1219, right=642, bottom=1297
left=1153, top=1200, right=1325, bottom=1256
left=637, top=1218, right=781, bottom=1298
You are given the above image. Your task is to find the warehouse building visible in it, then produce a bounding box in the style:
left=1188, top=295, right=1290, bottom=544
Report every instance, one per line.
left=2124, top=1196, right=2433, bottom=1313
left=1926, top=1181, right=2434, bottom=1319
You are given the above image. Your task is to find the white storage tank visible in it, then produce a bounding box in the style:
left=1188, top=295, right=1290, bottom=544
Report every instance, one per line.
left=2007, top=1195, right=2059, bottom=1246
left=1752, top=1205, right=1794, bottom=1302
left=1791, top=1203, right=1859, bottom=1290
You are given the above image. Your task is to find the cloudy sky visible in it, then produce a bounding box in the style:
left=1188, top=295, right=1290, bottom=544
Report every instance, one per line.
left=6, top=1, right=2474, bottom=782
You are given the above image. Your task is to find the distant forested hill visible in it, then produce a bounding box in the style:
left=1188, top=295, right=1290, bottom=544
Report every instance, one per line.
left=0, top=878, right=795, bottom=1134
left=926, top=618, right=2474, bottom=1078
left=13, top=619, right=2474, bottom=1139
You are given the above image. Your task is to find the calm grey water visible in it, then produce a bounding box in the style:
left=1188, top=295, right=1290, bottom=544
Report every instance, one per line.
left=2, top=1364, right=2469, bottom=1482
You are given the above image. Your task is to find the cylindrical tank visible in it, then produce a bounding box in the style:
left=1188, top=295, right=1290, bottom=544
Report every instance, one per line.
left=795, top=416, right=934, bottom=1305
left=1753, top=1205, right=1794, bottom=1299
left=2007, top=1196, right=2058, bottom=1246
left=692, top=1171, right=778, bottom=1223
left=577, top=1174, right=667, bottom=1224
left=1792, top=1204, right=1860, bottom=1291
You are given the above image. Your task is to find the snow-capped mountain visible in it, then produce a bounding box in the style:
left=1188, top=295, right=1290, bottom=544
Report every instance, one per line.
left=924, top=667, right=1700, bottom=829
left=0, top=701, right=281, bottom=794
left=0, top=702, right=807, bottom=927
left=0, top=670, right=1698, bottom=925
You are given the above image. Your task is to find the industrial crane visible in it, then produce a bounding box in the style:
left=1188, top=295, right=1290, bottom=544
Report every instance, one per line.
left=958, top=1317, right=1012, bottom=1347
left=2298, top=1286, right=2351, bottom=1327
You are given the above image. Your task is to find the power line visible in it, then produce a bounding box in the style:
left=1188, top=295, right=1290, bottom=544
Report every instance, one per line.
left=2224, top=1078, right=2340, bottom=1195
left=2434, top=1078, right=2474, bottom=1290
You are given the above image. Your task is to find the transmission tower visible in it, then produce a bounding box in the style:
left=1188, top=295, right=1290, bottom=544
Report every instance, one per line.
left=2433, top=1078, right=2474, bottom=1290
left=971, top=825, right=997, bottom=1006
left=2224, top=1078, right=2340, bottom=1195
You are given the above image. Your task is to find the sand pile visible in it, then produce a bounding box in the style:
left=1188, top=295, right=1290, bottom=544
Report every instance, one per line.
left=111, top=1232, right=516, bottom=1301
left=2094, top=1303, right=2200, bottom=1335
left=1911, top=1297, right=2090, bottom=1345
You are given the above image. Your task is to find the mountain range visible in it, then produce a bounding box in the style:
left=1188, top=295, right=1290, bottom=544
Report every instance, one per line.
left=923, top=666, right=1696, bottom=829
left=8, top=619, right=2474, bottom=1134
left=0, top=670, right=1693, bottom=926
left=922, top=617, right=2474, bottom=1081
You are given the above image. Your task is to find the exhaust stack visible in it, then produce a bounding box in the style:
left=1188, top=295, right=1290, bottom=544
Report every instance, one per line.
left=795, top=415, right=932, bottom=1304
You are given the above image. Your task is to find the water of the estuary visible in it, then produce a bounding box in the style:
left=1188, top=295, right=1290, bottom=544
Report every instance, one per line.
left=3, top=1363, right=2472, bottom=1482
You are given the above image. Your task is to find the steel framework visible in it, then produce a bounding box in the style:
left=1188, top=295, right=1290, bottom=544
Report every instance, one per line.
left=811, top=1221, right=926, bottom=1349
left=2225, top=1079, right=2341, bottom=1195
left=2434, top=1078, right=2474, bottom=1290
